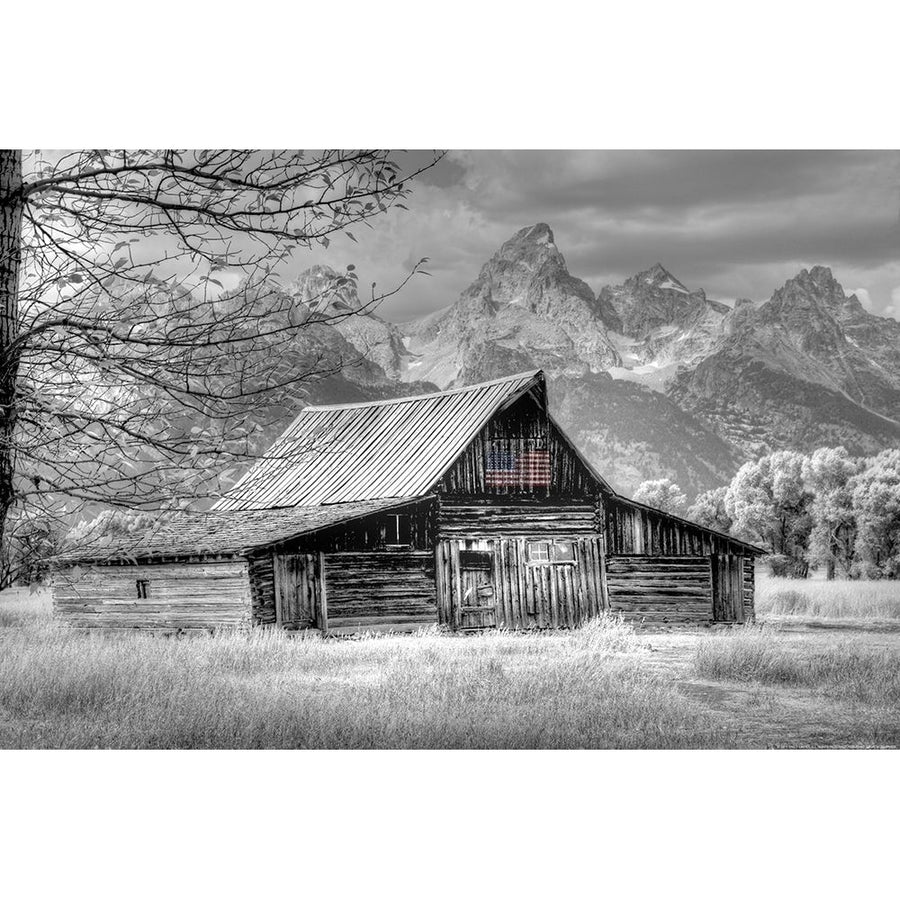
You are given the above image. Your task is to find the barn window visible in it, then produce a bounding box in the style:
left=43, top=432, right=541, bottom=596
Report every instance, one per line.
left=459, top=549, right=492, bottom=570
left=526, top=541, right=550, bottom=564
left=526, top=541, right=576, bottom=566
left=384, top=513, right=411, bottom=547
left=550, top=542, right=576, bottom=564
left=136, top=579, right=150, bottom=599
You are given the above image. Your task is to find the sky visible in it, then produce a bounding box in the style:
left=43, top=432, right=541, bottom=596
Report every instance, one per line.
left=284, top=150, right=900, bottom=322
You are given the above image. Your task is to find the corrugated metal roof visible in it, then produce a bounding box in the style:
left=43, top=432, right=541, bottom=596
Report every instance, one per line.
left=57, top=498, right=420, bottom=564
left=213, top=370, right=544, bottom=510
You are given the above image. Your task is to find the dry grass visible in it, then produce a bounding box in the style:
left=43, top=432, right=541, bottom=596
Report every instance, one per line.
left=694, top=626, right=900, bottom=706
left=0, top=590, right=731, bottom=749
left=756, top=573, right=900, bottom=620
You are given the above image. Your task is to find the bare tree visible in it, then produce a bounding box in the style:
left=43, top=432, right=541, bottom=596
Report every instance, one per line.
left=0, top=149, right=440, bottom=584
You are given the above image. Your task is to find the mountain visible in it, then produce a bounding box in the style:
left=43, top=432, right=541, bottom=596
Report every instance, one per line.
left=260, top=230, right=900, bottom=499
left=288, top=265, right=410, bottom=379
left=400, top=223, right=621, bottom=386
left=669, top=267, right=900, bottom=457
left=397, top=225, right=744, bottom=495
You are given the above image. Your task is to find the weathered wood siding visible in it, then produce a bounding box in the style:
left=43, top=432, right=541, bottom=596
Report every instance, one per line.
left=437, top=500, right=598, bottom=537
left=605, top=499, right=742, bottom=557
left=742, top=557, right=756, bottom=622
left=711, top=553, right=747, bottom=623
left=323, top=551, right=437, bottom=631
left=436, top=537, right=605, bottom=630
left=52, top=560, right=252, bottom=629
left=248, top=554, right=276, bottom=625
left=438, top=392, right=600, bottom=498
left=275, top=500, right=433, bottom=553
left=606, top=556, right=713, bottom=624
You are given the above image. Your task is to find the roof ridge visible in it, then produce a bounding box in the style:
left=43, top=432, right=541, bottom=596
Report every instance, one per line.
left=302, top=369, right=543, bottom=412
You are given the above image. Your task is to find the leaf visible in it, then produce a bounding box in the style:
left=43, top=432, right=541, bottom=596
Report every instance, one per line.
left=346, top=232, right=358, bottom=243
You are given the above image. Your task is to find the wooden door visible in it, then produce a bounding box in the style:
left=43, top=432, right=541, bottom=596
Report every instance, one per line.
left=274, top=551, right=319, bottom=629
left=458, top=549, right=497, bottom=630
left=711, top=554, right=744, bottom=623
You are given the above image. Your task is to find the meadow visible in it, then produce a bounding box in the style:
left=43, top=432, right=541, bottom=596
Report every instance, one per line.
left=0, top=575, right=898, bottom=749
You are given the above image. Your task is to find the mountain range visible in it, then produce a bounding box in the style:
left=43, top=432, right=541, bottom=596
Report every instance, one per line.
left=276, top=223, right=900, bottom=498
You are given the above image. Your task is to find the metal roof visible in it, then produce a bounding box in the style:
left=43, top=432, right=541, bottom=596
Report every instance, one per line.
left=213, top=370, right=544, bottom=510
left=57, top=498, right=421, bottom=564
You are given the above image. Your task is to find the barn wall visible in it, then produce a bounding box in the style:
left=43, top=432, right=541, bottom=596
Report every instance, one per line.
left=743, top=557, right=756, bottom=622
left=248, top=553, right=276, bottom=625
left=323, top=551, right=437, bottom=631
left=604, top=498, right=751, bottom=558
left=277, top=500, right=434, bottom=553
left=606, top=556, right=713, bottom=624
left=439, top=392, right=600, bottom=498
left=52, top=560, right=252, bottom=629
left=437, top=500, right=598, bottom=537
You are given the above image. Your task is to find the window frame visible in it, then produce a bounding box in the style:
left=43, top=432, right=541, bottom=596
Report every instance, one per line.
left=526, top=540, right=577, bottom=567
left=136, top=579, right=150, bottom=599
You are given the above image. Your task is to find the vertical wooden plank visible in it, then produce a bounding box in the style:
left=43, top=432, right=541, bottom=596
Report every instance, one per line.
left=451, top=540, right=462, bottom=632
left=273, top=552, right=283, bottom=627
left=317, top=552, right=328, bottom=634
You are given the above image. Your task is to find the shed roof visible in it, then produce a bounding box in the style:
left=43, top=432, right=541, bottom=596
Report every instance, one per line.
left=56, top=498, right=420, bottom=564
left=213, top=370, right=544, bottom=510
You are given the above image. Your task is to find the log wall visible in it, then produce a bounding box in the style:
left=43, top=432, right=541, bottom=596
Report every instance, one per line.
left=606, top=556, right=714, bottom=624
left=437, top=500, right=598, bottom=537
left=323, top=551, right=437, bottom=631
left=52, top=560, right=252, bottom=630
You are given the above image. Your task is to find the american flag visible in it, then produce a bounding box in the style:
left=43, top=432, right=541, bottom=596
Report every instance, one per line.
left=485, top=445, right=551, bottom=487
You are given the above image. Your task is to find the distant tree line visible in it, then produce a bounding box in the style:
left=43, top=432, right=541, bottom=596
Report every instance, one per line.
left=634, top=448, right=900, bottom=580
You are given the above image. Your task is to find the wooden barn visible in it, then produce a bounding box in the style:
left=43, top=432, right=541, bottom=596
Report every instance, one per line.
left=52, top=371, right=764, bottom=633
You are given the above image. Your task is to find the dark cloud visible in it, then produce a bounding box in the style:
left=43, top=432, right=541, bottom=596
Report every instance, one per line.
left=284, top=150, right=900, bottom=321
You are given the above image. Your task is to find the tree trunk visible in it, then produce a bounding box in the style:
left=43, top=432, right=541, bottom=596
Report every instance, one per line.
left=0, top=149, right=23, bottom=586
left=826, top=559, right=835, bottom=580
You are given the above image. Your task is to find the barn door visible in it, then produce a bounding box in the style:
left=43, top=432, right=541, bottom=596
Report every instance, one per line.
left=458, top=549, right=496, bottom=631
left=711, top=554, right=744, bottom=623
left=274, top=552, right=318, bottom=629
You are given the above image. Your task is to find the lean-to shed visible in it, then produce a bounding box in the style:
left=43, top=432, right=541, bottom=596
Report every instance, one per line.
left=52, top=370, right=764, bottom=632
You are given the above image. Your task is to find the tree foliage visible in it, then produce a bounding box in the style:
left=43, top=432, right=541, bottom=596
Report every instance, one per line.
left=686, top=486, right=732, bottom=533
left=802, top=447, right=863, bottom=578
left=850, top=449, right=900, bottom=579
left=632, top=477, right=687, bottom=515
left=724, top=451, right=813, bottom=572
left=0, top=149, right=440, bottom=585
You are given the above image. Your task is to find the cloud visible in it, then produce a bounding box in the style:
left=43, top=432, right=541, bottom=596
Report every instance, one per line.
left=277, top=150, right=900, bottom=321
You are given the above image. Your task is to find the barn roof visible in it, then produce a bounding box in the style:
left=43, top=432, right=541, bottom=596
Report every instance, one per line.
left=56, top=498, right=420, bottom=564
left=213, top=370, right=545, bottom=510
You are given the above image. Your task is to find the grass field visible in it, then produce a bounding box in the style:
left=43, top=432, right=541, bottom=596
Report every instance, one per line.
left=756, top=573, right=900, bottom=621
left=0, top=578, right=898, bottom=749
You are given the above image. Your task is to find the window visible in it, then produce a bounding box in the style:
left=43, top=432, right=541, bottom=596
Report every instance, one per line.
left=136, top=579, right=150, bottom=599
left=526, top=541, right=551, bottom=564
left=459, top=550, right=492, bottom=570
left=384, top=514, right=411, bottom=547
left=526, top=541, right=576, bottom=566
left=550, top=542, right=576, bottom=564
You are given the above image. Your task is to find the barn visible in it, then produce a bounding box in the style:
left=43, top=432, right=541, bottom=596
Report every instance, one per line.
left=52, top=370, right=764, bottom=632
